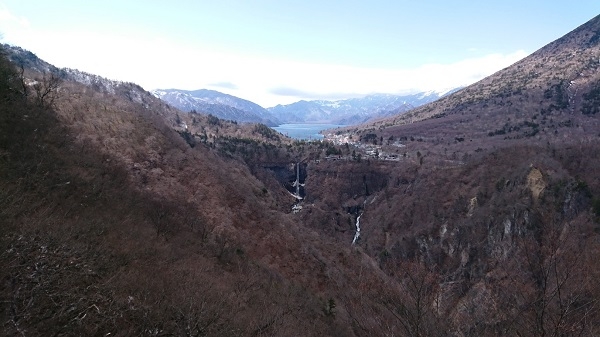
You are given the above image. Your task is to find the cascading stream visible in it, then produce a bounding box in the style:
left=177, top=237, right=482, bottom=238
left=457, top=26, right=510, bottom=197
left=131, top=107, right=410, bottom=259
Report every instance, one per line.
left=351, top=195, right=377, bottom=245
left=352, top=213, right=362, bottom=245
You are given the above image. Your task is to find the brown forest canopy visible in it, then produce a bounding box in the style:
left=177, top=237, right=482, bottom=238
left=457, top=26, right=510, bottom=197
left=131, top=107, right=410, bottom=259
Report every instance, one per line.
left=2, top=14, right=600, bottom=336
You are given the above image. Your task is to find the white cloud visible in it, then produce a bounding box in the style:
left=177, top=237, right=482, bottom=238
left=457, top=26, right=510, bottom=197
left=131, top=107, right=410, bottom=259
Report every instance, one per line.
left=0, top=6, right=30, bottom=42
left=0, top=6, right=528, bottom=107
left=216, top=50, right=528, bottom=106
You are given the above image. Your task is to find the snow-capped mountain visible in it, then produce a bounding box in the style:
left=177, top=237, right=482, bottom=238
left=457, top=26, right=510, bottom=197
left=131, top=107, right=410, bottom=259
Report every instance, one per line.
left=151, top=88, right=461, bottom=127
left=152, top=89, right=280, bottom=126
left=268, top=90, right=461, bottom=125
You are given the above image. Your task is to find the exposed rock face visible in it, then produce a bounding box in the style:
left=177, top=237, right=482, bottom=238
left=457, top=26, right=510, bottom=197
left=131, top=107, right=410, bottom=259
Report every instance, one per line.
left=467, top=196, right=478, bottom=217
left=527, top=167, right=546, bottom=200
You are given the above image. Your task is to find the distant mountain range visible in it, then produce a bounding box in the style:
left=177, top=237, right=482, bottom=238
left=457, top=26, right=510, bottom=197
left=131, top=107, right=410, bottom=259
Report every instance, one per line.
left=152, top=88, right=459, bottom=126
left=7, top=43, right=457, bottom=128
left=268, top=90, right=459, bottom=125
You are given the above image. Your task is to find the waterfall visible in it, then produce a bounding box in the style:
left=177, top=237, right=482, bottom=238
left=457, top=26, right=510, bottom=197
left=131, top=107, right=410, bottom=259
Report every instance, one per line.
left=351, top=194, right=376, bottom=245
left=352, top=213, right=362, bottom=245
left=291, top=162, right=304, bottom=200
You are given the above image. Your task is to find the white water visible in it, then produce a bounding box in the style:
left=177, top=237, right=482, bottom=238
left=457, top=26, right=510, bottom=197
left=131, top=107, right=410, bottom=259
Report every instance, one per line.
left=288, top=191, right=304, bottom=200
left=351, top=194, right=378, bottom=245
left=292, top=162, right=304, bottom=199
left=290, top=163, right=305, bottom=216
left=352, top=214, right=362, bottom=245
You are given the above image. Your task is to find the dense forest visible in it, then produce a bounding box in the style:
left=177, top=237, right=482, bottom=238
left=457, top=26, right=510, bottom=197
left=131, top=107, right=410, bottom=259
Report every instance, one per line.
left=2, top=14, right=600, bottom=337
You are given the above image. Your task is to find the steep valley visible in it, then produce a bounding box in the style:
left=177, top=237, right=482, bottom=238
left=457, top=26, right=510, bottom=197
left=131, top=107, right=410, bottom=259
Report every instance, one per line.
left=2, top=14, right=600, bottom=337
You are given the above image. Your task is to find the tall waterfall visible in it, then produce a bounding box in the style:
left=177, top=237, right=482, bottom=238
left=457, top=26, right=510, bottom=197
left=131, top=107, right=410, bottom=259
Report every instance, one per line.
left=291, top=162, right=304, bottom=200
left=352, top=213, right=362, bottom=245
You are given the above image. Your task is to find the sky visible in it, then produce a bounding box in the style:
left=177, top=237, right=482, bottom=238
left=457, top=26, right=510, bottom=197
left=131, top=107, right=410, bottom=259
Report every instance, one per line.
left=1, top=1, right=599, bottom=107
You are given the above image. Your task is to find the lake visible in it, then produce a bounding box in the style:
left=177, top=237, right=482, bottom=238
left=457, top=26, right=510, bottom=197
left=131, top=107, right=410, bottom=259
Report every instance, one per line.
left=272, top=123, right=345, bottom=140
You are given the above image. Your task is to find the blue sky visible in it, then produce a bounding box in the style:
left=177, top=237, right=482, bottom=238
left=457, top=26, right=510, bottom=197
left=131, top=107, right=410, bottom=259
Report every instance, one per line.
left=1, top=1, right=599, bottom=107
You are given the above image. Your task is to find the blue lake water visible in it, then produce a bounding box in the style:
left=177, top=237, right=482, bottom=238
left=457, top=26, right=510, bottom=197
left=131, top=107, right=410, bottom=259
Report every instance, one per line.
left=272, top=123, right=345, bottom=140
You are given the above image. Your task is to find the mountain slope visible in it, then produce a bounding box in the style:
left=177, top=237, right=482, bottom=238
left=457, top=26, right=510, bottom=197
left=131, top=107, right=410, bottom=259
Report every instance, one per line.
left=351, top=15, right=600, bottom=142
left=153, top=88, right=280, bottom=126
left=306, top=15, right=600, bottom=335
left=3, top=14, right=600, bottom=337
left=0, top=45, right=406, bottom=337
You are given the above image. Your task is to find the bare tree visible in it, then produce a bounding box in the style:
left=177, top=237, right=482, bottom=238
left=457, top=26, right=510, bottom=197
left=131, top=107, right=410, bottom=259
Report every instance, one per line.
left=33, top=70, right=62, bottom=108
left=15, top=63, right=29, bottom=98
left=503, top=222, right=599, bottom=337
left=381, top=259, right=449, bottom=337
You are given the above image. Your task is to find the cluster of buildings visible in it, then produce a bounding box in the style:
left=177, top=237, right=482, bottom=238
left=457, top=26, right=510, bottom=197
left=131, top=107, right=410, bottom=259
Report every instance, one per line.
left=322, top=132, right=405, bottom=162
